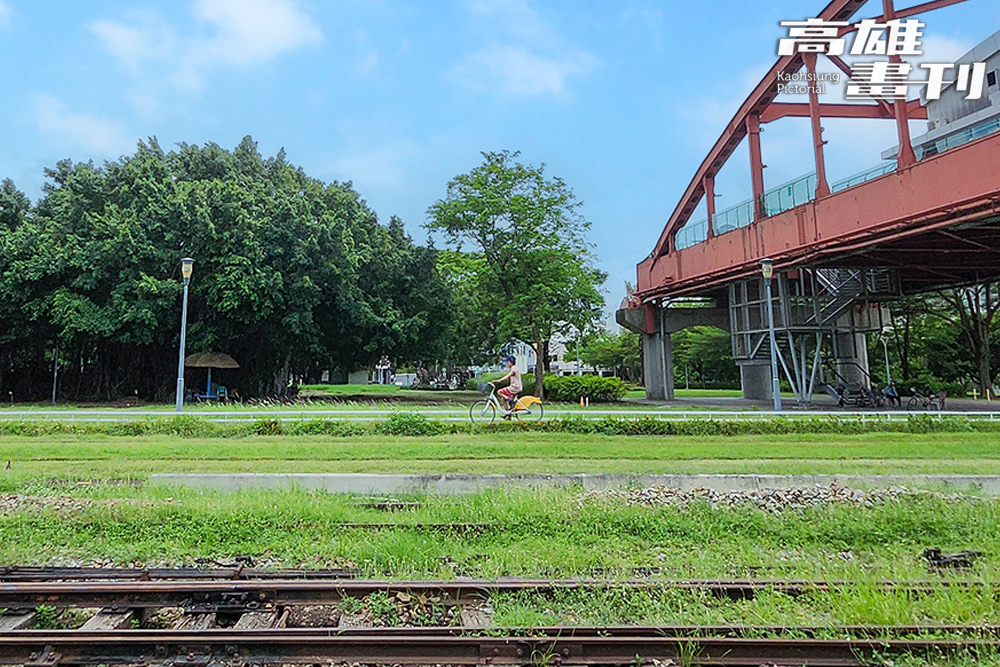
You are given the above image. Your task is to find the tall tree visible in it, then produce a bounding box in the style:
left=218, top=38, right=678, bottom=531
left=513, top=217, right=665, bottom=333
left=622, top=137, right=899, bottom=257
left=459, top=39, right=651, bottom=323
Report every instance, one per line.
left=426, top=151, right=606, bottom=398
left=931, top=284, right=1000, bottom=397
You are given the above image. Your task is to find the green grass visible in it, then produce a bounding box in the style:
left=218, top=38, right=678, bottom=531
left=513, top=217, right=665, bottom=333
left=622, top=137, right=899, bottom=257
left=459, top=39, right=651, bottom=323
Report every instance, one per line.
left=674, top=388, right=745, bottom=398
left=2, top=427, right=1000, bottom=645
left=1, top=431, right=1000, bottom=479
left=299, top=383, right=405, bottom=395
left=0, top=485, right=998, bottom=632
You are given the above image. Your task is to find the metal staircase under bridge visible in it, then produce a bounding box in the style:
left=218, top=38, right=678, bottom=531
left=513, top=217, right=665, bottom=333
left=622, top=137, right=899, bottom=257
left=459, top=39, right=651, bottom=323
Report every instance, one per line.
left=728, top=267, right=899, bottom=405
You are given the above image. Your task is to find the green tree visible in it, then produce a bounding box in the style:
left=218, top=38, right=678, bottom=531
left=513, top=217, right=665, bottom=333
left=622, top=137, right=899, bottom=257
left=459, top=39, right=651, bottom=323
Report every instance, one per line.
left=426, top=151, right=606, bottom=397
left=436, top=250, right=499, bottom=366
left=580, top=330, right=640, bottom=381
left=672, top=326, right=738, bottom=389
left=889, top=286, right=1000, bottom=397
left=935, top=285, right=1000, bottom=398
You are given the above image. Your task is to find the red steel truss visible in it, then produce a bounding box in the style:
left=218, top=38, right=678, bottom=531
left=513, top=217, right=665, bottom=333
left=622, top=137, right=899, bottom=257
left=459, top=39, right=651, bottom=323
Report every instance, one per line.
left=636, top=0, right=1000, bottom=312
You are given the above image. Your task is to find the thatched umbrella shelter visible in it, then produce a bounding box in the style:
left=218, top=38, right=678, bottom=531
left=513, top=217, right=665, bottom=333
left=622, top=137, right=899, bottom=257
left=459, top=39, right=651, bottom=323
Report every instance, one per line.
left=184, top=352, right=239, bottom=398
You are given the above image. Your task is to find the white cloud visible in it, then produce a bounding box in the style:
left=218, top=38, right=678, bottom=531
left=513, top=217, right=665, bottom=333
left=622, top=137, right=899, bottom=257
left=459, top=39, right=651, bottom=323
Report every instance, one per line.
left=459, top=45, right=597, bottom=96
left=457, top=0, right=598, bottom=98
left=0, top=1, right=10, bottom=29
left=90, top=0, right=322, bottom=92
left=89, top=15, right=173, bottom=73
left=34, top=95, right=133, bottom=156
left=191, top=0, right=322, bottom=66
left=466, top=0, right=549, bottom=43
left=352, top=29, right=380, bottom=76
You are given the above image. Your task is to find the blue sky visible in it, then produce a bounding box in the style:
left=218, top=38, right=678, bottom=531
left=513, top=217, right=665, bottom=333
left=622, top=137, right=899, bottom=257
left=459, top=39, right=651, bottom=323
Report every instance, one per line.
left=0, top=0, right=998, bottom=314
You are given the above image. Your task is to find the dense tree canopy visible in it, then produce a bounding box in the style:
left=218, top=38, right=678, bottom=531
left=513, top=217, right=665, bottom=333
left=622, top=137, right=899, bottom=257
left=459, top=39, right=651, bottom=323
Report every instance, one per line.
left=885, top=287, right=1000, bottom=396
left=580, top=330, right=641, bottom=382
left=672, top=326, right=739, bottom=389
left=0, top=137, right=450, bottom=401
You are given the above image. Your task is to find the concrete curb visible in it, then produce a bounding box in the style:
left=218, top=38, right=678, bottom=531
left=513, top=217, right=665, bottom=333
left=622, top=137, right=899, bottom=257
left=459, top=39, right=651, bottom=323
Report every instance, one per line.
left=149, top=473, right=1000, bottom=495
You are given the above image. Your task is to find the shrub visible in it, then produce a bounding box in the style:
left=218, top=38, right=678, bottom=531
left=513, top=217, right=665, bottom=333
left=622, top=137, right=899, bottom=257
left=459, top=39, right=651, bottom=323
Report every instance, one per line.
left=285, top=419, right=369, bottom=436
left=377, top=411, right=444, bottom=437
left=252, top=418, right=284, bottom=436
left=543, top=375, right=627, bottom=402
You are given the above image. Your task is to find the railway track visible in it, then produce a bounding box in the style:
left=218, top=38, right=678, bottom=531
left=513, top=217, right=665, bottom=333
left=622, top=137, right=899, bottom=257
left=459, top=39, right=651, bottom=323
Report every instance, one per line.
left=0, top=574, right=985, bottom=608
left=0, top=627, right=995, bottom=666
left=0, top=571, right=995, bottom=665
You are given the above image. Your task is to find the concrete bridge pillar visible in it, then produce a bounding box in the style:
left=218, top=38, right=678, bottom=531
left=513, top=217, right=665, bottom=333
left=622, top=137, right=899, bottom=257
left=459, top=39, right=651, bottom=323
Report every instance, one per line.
left=739, top=361, right=773, bottom=401
left=617, top=304, right=730, bottom=402
left=642, top=330, right=674, bottom=401
left=835, top=331, right=871, bottom=387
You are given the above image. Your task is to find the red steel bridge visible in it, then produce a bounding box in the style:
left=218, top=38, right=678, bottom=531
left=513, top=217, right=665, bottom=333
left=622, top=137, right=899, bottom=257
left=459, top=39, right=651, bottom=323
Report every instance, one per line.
left=619, top=0, right=1000, bottom=403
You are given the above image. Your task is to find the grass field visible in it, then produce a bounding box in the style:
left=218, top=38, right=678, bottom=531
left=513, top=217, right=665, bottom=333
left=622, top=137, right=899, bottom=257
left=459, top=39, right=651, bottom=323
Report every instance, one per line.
left=0, top=483, right=998, bottom=631
left=0, top=431, right=999, bottom=478
left=3, top=424, right=1000, bottom=649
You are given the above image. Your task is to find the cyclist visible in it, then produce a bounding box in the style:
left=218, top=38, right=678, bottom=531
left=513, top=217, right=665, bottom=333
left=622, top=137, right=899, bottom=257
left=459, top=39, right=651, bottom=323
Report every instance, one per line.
left=490, top=355, right=522, bottom=414
left=883, top=380, right=900, bottom=407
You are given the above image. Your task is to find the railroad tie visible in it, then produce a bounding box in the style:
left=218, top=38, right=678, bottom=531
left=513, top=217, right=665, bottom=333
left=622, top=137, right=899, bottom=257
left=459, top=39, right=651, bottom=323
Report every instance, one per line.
left=172, top=612, right=217, bottom=630
left=0, top=611, right=35, bottom=632
left=80, top=608, right=136, bottom=631
left=233, top=609, right=288, bottom=629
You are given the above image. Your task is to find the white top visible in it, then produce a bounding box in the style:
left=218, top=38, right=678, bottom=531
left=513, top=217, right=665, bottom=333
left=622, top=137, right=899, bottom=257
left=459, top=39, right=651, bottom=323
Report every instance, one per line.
left=509, top=366, right=522, bottom=392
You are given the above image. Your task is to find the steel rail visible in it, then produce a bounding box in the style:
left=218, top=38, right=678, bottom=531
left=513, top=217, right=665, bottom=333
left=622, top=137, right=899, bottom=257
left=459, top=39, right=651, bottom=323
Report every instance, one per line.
left=0, top=629, right=993, bottom=666
left=67, top=624, right=995, bottom=638
left=0, top=578, right=985, bottom=609
left=0, top=566, right=362, bottom=582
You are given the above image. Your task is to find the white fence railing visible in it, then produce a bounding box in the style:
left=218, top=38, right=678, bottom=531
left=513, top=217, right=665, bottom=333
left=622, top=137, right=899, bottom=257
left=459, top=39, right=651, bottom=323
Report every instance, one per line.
left=0, top=409, right=998, bottom=423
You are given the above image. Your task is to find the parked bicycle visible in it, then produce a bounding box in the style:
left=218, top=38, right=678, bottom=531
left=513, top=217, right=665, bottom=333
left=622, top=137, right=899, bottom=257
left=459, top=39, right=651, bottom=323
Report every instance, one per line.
left=469, top=382, right=544, bottom=424
left=907, top=388, right=942, bottom=411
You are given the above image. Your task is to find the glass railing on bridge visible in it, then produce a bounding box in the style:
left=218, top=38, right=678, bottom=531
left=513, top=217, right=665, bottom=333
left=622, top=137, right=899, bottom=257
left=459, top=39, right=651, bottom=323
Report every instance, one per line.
left=831, top=161, right=897, bottom=192
left=673, top=161, right=901, bottom=251
left=673, top=172, right=817, bottom=251
left=916, top=116, right=1000, bottom=159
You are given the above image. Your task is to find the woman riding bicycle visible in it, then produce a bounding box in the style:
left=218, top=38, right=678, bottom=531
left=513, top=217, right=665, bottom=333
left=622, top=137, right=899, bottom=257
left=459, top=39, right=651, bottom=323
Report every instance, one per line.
left=491, top=356, right=522, bottom=412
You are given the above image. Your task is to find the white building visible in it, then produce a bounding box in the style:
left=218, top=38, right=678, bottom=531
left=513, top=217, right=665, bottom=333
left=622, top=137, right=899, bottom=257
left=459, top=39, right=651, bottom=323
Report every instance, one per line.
left=883, top=29, right=1000, bottom=161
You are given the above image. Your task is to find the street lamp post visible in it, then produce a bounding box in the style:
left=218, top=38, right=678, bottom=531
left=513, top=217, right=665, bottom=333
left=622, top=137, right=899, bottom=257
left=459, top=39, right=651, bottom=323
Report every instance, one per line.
left=880, top=326, right=892, bottom=386
left=761, top=258, right=782, bottom=412
left=175, top=258, right=194, bottom=412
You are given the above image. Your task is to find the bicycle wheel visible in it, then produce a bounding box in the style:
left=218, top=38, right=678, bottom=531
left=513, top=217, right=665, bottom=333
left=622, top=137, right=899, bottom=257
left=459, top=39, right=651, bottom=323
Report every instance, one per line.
left=906, top=397, right=920, bottom=410
left=522, top=402, right=544, bottom=423
left=470, top=400, right=496, bottom=424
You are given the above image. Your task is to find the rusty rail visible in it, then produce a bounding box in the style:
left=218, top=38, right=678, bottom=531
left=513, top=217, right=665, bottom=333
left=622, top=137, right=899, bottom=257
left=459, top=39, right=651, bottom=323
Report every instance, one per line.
left=0, top=566, right=361, bottom=581
left=0, top=577, right=985, bottom=609
left=0, top=628, right=994, bottom=666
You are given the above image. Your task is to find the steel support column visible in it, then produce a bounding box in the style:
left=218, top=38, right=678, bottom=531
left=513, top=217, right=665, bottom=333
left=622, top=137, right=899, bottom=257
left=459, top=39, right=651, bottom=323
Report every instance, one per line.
left=704, top=176, right=716, bottom=238
left=804, top=53, right=832, bottom=198
left=747, top=114, right=766, bottom=221
left=883, top=0, right=918, bottom=168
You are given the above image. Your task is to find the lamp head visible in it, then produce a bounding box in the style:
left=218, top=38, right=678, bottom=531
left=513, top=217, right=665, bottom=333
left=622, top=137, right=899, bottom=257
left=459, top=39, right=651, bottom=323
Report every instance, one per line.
left=180, top=257, right=194, bottom=280
left=760, top=258, right=774, bottom=280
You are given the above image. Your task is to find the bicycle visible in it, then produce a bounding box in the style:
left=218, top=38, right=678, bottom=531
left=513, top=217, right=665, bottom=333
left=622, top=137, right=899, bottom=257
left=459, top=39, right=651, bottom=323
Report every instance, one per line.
left=469, top=382, right=544, bottom=424
left=907, top=388, right=941, bottom=411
